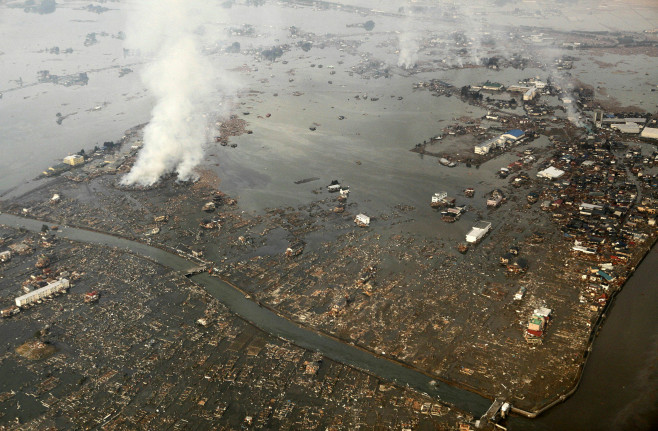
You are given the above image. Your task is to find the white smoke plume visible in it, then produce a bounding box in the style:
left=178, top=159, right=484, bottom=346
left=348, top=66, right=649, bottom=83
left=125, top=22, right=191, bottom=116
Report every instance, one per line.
left=396, top=1, right=419, bottom=70
left=533, top=46, right=586, bottom=128
left=398, top=31, right=419, bottom=69
left=121, top=0, right=220, bottom=186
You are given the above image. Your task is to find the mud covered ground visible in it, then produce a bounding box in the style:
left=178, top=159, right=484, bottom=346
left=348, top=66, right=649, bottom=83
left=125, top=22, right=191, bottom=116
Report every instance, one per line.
left=0, top=227, right=469, bottom=430
left=2, top=121, right=655, bottom=413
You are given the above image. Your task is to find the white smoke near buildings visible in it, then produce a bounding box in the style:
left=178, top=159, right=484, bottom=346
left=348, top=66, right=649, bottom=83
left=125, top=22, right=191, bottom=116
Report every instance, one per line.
left=534, top=46, right=586, bottom=127
left=397, top=31, right=419, bottom=69
left=396, top=1, right=420, bottom=70
left=120, top=0, right=221, bottom=187
left=551, top=72, right=586, bottom=128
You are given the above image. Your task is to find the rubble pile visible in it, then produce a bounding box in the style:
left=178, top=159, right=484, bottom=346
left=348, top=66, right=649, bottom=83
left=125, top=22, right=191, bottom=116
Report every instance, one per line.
left=0, top=226, right=465, bottom=429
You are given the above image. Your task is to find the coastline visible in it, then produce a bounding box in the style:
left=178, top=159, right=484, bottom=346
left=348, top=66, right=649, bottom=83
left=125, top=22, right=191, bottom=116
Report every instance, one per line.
left=511, top=235, right=658, bottom=419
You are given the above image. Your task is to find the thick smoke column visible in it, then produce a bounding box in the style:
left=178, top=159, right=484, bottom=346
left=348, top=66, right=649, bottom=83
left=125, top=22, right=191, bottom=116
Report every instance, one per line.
left=397, top=2, right=419, bottom=69
left=121, top=0, right=217, bottom=186
left=534, top=46, right=585, bottom=128
left=398, top=31, right=419, bottom=69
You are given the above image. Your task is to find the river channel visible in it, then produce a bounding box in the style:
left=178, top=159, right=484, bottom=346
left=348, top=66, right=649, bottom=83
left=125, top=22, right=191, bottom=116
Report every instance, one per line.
left=0, top=213, right=492, bottom=418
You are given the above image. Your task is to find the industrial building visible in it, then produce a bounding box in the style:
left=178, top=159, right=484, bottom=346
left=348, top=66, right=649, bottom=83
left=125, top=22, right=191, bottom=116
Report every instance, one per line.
left=507, top=85, right=530, bottom=93
left=474, top=136, right=504, bottom=155
left=465, top=221, right=492, bottom=244
left=63, top=154, right=85, bottom=166
left=15, top=278, right=69, bottom=307
left=537, top=166, right=565, bottom=179
left=523, top=87, right=538, bottom=101
left=611, top=123, right=641, bottom=134
left=501, top=129, right=525, bottom=141
left=640, top=127, right=658, bottom=140
left=593, top=111, right=648, bottom=130
left=481, top=81, right=504, bottom=91
left=474, top=129, right=525, bottom=155
left=601, top=117, right=646, bottom=126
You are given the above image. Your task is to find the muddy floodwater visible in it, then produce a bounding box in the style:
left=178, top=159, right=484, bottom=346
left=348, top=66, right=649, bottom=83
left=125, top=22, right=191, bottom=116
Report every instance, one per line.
left=1, top=0, right=658, bottom=429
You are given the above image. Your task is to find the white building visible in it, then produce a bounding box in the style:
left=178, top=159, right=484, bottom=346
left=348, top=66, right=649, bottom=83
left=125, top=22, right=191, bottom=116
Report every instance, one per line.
left=63, top=154, right=84, bottom=166
left=579, top=203, right=604, bottom=215
left=15, top=279, right=69, bottom=307
left=475, top=129, right=525, bottom=155
left=640, top=127, right=658, bottom=140
left=523, top=87, right=538, bottom=101
left=465, top=221, right=492, bottom=243
left=354, top=214, right=370, bottom=227
left=537, top=166, right=565, bottom=179
left=507, top=85, right=531, bottom=93
left=475, top=137, right=504, bottom=155
left=0, top=251, right=11, bottom=262
left=431, top=192, right=448, bottom=204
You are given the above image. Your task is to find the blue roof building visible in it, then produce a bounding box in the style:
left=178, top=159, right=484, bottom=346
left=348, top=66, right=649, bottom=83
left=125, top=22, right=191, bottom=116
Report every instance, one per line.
left=505, top=129, right=525, bottom=139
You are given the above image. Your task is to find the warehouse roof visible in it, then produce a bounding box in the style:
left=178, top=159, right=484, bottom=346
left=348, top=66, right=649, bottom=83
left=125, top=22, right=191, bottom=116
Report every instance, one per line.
left=640, top=127, right=658, bottom=140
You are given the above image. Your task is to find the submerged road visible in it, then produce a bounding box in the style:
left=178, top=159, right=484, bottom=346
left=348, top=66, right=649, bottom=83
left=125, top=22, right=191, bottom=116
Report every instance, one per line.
left=0, top=213, right=491, bottom=417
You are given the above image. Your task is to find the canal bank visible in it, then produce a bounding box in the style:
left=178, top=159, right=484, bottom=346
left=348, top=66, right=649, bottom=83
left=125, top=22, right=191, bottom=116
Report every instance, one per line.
left=0, top=213, right=491, bottom=418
